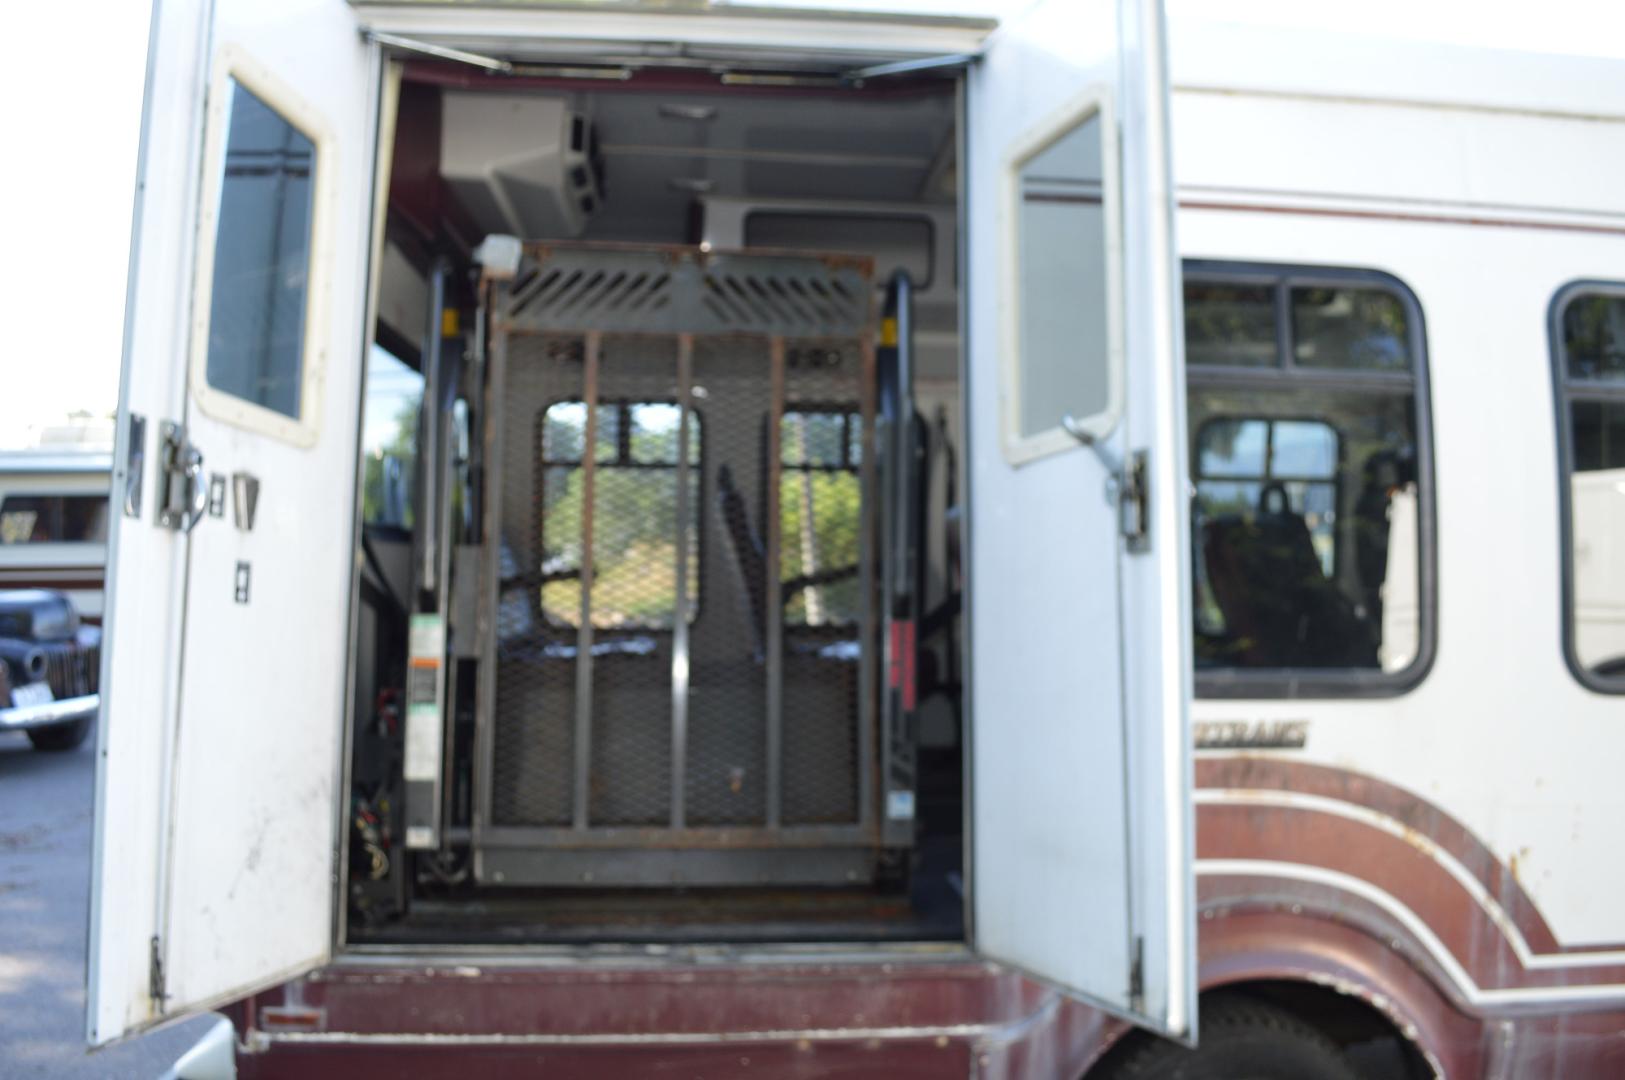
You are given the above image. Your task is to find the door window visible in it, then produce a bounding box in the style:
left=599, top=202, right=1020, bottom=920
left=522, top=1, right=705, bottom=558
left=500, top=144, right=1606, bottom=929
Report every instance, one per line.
left=1003, top=98, right=1122, bottom=463
left=190, top=60, right=329, bottom=446
left=205, top=80, right=315, bottom=418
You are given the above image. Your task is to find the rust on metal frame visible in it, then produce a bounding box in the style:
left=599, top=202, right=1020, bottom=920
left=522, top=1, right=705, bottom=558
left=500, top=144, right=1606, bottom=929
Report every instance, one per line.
left=491, top=241, right=877, bottom=342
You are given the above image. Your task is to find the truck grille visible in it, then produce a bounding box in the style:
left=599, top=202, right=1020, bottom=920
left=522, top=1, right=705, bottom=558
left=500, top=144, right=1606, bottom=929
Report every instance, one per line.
left=42, top=638, right=99, bottom=699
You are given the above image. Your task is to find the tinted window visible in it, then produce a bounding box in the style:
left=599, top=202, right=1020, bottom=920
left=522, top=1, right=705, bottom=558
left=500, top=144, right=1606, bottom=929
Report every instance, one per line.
left=1562, top=294, right=1625, bottom=382
left=1554, top=289, right=1625, bottom=686
left=538, top=401, right=700, bottom=630
left=1186, top=265, right=1429, bottom=692
left=205, top=79, right=316, bottom=419
left=0, top=495, right=109, bottom=545
left=1184, top=282, right=1277, bottom=368
left=1013, top=111, right=1112, bottom=444
left=1292, top=286, right=1412, bottom=372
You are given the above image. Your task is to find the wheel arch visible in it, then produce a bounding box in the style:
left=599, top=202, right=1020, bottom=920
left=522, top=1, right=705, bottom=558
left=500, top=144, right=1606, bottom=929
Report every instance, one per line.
left=1081, top=904, right=1484, bottom=1078
left=1196, top=905, right=1481, bottom=1077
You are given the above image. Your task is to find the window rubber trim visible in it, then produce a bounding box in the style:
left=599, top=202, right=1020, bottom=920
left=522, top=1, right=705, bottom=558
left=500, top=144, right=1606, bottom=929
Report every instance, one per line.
left=187, top=43, right=335, bottom=449
left=1548, top=278, right=1625, bottom=696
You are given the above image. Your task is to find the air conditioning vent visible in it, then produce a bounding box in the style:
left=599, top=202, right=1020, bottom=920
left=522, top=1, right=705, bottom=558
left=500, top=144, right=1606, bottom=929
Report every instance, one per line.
left=441, top=92, right=605, bottom=239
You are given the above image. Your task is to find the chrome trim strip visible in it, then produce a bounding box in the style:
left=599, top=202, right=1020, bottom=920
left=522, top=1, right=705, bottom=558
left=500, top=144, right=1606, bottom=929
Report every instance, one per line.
left=0, top=693, right=99, bottom=732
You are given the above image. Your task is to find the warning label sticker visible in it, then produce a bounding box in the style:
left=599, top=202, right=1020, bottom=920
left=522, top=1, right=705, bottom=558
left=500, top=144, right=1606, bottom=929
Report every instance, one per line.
left=404, top=702, right=442, bottom=781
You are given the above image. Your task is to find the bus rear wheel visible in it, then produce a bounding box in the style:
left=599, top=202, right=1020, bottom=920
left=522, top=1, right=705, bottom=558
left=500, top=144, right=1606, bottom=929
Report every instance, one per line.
left=1095, top=995, right=1364, bottom=1080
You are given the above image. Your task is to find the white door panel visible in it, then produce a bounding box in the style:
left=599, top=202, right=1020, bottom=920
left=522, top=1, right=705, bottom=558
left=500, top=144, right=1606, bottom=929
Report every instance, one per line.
left=89, top=0, right=212, bottom=1044
left=90, top=0, right=376, bottom=1040
left=966, top=0, right=1194, bottom=1037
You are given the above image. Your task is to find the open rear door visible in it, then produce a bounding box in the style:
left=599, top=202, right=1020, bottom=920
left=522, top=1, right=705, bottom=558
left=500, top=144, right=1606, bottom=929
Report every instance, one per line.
left=88, top=0, right=379, bottom=1042
left=965, top=0, right=1193, bottom=1038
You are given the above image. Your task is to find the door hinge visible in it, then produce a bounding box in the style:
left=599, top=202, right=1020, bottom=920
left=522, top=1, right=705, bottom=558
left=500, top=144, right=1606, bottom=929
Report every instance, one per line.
left=1128, top=934, right=1145, bottom=1014
left=149, top=934, right=168, bottom=1006
left=123, top=413, right=147, bottom=519
left=1120, top=450, right=1150, bottom=554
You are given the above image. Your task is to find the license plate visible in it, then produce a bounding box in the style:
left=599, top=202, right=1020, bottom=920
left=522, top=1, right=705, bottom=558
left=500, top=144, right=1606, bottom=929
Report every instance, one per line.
left=11, top=682, right=53, bottom=708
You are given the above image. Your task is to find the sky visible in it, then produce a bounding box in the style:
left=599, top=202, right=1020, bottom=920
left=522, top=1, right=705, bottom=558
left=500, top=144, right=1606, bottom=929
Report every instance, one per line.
left=2, top=0, right=1622, bottom=451
left=1, top=5, right=149, bottom=449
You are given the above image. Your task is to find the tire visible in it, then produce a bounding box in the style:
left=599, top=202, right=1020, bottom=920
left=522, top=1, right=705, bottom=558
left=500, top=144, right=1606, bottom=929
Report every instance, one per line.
left=28, top=712, right=93, bottom=752
left=1094, top=995, right=1365, bottom=1080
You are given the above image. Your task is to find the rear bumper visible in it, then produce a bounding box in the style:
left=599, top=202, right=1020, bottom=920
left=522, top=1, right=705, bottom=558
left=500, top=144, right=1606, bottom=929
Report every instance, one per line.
left=0, top=693, right=97, bottom=732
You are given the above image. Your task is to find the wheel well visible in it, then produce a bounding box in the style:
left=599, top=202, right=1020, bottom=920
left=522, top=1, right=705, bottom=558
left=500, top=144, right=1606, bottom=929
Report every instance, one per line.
left=1086, top=981, right=1435, bottom=1080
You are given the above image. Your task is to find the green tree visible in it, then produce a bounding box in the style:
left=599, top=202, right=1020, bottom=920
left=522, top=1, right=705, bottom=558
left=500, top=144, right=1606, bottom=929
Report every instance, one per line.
left=362, top=399, right=418, bottom=527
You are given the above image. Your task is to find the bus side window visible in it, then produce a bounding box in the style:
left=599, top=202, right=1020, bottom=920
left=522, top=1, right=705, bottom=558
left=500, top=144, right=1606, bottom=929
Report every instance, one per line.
left=0, top=495, right=109, bottom=545
left=1553, top=286, right=1625, bottom=690
left=1184, top=265, right=1432, bottom=697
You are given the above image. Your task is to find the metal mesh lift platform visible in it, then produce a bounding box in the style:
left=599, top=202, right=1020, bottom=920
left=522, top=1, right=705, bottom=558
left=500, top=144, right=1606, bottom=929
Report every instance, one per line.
left=471, top=243, right=898, bottom=888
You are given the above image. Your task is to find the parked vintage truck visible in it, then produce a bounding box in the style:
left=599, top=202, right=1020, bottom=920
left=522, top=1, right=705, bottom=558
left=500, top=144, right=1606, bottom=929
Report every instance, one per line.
left=0, top=589, right=101, bottom=751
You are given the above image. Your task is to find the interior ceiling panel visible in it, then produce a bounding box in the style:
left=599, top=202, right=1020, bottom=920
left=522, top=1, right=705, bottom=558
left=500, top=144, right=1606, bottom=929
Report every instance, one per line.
left=576, top=87, right=955, bottom=234
left=739, top=162, right=928, bottom=203
left=422, top=79, right=956, bottom=243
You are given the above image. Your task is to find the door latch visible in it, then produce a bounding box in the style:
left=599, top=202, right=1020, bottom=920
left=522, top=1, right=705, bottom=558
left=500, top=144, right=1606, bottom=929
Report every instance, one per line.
left=123, top=414, right=147, bottom=519
left=1120, top=450, right=1150, bottom=553
left=157, top=421, right=208, bottom=532
left=1062, top=416, right=1150, bottom=553
left=149, top=934, right=167, bottom=1005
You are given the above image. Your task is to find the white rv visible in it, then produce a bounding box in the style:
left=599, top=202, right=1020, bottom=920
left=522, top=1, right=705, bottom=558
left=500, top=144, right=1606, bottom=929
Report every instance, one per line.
left=92, top=2, right=1625, bottom=1077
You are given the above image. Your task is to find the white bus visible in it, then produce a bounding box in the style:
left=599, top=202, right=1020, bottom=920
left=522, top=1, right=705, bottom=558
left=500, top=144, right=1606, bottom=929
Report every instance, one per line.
left=91, top=3, right=1625, bottom=1077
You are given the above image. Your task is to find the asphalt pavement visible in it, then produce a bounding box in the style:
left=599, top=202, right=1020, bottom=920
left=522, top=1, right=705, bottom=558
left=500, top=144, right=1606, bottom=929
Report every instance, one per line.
left=0, top=730, right=210, bottom=1078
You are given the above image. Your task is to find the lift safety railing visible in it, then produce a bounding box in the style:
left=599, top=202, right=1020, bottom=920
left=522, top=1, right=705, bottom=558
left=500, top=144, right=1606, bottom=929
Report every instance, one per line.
left=877, top=269, right=923, bottom=848
left=467, top=243, right=902, bottom=888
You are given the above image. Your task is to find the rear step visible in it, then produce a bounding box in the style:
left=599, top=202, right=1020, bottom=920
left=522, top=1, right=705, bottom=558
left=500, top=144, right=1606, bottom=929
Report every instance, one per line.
left=228, top=959, right=1113, bottom=1078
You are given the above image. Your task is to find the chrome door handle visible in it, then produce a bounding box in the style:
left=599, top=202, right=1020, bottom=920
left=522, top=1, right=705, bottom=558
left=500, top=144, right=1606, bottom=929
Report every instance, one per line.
left=157, top=421, right=208, bottom=533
